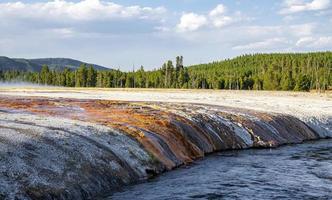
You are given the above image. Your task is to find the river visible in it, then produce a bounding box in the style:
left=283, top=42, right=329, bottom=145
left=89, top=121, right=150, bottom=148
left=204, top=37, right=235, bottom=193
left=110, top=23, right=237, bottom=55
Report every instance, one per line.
left=109, top=139, right=332, bottom=200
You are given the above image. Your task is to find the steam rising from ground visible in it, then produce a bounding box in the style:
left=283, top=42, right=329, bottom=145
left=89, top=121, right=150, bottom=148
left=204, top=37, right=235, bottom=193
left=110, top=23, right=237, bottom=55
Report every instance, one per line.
left=0, top=82, right=56, bottom=88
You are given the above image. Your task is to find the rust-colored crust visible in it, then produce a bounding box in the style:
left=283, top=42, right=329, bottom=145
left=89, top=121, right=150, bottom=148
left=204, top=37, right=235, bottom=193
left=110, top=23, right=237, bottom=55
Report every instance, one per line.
left=0, top=96, right=319, bottom=169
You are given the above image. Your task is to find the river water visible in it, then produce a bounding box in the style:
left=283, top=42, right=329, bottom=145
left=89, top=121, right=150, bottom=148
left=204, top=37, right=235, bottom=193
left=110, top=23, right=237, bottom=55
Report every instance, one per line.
left=109, top=139, right=332, bottom=200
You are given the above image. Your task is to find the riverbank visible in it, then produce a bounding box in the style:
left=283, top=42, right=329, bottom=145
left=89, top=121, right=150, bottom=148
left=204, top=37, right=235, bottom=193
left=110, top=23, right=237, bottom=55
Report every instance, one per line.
left=110, top=139, right=332, bottom=199
left=0, top=88, right=331, bottom=199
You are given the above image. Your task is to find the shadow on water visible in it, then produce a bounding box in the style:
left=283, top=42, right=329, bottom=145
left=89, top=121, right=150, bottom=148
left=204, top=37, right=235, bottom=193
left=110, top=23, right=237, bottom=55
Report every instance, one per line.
left=109, top=139, right=332, bottom=200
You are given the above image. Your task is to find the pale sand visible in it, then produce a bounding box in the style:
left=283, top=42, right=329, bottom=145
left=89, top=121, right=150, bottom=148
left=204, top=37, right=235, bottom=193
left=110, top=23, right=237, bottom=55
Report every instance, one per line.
left=0, top=87, right=331, bottom=119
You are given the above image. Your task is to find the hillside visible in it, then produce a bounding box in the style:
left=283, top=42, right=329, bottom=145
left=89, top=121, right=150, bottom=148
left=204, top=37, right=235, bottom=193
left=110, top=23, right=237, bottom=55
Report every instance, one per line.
left=0, top=56, right=42, bottom=72
left=186, top=52, right=332, bottom=91
left=29, top=58, right=109, bottom=71
left=0, top=56, right=110, bottom=72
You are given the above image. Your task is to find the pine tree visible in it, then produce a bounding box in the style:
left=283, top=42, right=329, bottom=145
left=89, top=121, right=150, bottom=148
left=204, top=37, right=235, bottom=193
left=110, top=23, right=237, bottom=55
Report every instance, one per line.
left=40, top=65, right=50, bottom=85
left=86, top=66, right=97, bottom=87
left=294, top=74, right=311, bottom=91
left=75, top=64, right=88, bottom=87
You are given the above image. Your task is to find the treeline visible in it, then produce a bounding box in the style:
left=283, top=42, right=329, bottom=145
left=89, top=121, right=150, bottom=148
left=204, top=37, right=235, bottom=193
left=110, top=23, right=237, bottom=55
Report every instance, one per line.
left=0, top=52, right=331, bottom=91
left=0, top=56, right=189, bottom=88
left=188, top=52, right=332, bottom=91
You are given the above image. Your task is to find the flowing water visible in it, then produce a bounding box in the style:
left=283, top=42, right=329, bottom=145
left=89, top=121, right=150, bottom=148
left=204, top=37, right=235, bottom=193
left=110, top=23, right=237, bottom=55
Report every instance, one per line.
left=110, top=139, right=332, bottom=200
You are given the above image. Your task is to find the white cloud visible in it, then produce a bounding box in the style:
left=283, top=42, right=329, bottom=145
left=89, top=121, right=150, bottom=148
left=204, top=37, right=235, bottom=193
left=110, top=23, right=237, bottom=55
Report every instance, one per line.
left=296, top=37, right=315, bottom=46
left=211, top=16, right=234, bottom=28
left=233, top=38, right=290, bottom=50
left=280, top=0, right=331, bottom=14
left=177, top=13, right=208, bottom=32
left=242, top=23, right=314, bottom=38
left=209, top=4, right=234, bottom=28
left=209, top=4, right=227, bottom=17
left=289, top=23, right=315, bottom=36
left=176, top=4, right=247, bottom=32
left=296, top=36, right=332, bottom=47
left=0, top=0, right=166, bottom=21
left=229, top=23, right=318, bottom=51
left=0, top=0, right=168, bottom=40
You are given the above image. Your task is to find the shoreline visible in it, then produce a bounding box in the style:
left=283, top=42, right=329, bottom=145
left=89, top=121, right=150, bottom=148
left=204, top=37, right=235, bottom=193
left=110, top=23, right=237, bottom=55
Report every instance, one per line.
left=108, top=137, right=332, bottom=197
left=0, top=89, right=331, bottom=199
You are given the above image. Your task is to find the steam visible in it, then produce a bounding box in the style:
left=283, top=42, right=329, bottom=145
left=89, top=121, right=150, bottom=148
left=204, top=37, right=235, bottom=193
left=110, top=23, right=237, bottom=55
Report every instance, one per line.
left=0, top=81, right=55, bottom=88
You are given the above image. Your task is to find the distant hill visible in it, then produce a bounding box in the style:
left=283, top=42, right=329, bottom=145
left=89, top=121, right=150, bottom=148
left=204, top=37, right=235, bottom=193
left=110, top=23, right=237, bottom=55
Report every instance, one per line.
left=0, top=56, right=111, bottom=72
left=0, top=56, right=42, bottom=72
left=29, top=58, right=110, bottom=71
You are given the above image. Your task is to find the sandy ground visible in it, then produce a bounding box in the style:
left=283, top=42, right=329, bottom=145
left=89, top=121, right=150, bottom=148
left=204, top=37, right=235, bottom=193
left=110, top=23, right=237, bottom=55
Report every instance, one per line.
left=0, top=87, right=331, bottom=119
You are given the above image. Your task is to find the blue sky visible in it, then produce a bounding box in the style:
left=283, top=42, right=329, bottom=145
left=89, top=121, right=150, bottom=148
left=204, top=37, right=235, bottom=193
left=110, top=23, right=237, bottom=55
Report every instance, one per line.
left=0, top=0, right=331, bottom=70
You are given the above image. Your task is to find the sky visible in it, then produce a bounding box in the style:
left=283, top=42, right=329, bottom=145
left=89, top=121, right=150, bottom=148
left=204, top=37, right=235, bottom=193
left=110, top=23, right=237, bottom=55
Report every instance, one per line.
left=0, top=0, right=331, bottom=70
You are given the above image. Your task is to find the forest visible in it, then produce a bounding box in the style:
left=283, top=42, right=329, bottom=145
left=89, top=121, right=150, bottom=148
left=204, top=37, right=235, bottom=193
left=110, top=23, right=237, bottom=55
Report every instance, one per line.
left=0, top=52, right=331, bottom=91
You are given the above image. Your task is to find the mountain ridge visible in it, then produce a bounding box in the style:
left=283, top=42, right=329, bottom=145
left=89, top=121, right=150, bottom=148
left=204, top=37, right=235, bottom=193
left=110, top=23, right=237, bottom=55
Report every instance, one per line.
left=0, top=56, right=111, bottom=72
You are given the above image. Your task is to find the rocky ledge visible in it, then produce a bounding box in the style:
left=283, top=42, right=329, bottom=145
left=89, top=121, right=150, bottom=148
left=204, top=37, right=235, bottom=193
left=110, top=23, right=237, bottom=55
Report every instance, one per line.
left=0, top=96, right=331, bottom=199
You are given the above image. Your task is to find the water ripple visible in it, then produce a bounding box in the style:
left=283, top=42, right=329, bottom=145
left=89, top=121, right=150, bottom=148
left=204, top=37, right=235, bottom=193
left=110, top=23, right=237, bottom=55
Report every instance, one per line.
left=109, top=140, right=332, bottom=200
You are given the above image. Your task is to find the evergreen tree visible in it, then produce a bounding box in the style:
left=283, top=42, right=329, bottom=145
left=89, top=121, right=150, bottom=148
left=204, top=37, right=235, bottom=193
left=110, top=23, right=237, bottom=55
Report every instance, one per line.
left=40, top=65, right=50, bottom=85
left=75, top=64, right=87, bottom=87
left=86, top=66, right=97, bottom=87
left=280, top=70, right=294, bottom=90
left=294, top=74, right=311, bottom=91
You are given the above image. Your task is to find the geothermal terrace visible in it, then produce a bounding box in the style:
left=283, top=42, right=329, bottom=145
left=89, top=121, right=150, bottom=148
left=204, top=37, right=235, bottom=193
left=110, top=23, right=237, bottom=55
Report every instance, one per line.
left=0, top=87, right=331, bottom=199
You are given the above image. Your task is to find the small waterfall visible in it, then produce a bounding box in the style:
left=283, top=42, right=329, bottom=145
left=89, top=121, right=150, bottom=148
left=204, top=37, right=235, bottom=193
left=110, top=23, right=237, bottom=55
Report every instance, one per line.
left=0, top=97, right=330, bottom=199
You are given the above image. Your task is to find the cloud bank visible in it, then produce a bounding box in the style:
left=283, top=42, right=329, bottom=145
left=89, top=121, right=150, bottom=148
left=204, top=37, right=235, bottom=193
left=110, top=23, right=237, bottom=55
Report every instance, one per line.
left=0, top=0, right=166, bottom=21
left=0, top=0, right=330, bottom=69
left=280, top=0, right=331, bottom=14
